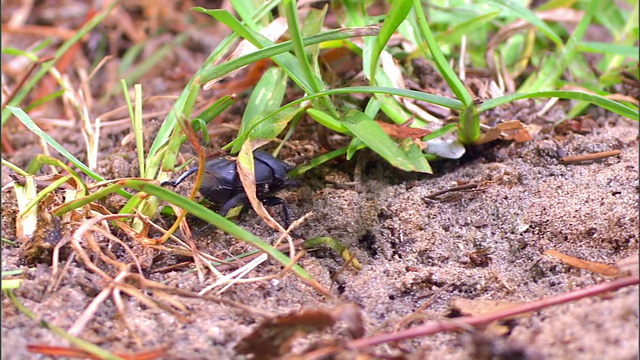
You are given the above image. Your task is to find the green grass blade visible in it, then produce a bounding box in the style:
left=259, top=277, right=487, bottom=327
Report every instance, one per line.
left=288, top=147, right=349, bottom=177
left=307, top=109, right=350, bottom=134
left=1, top=159, right=28, bottom=176
left=121, top=180, right=315, bottom=281
left=366, top=0, right=412, bottom=82
left=518, top=0, right=597, bottom=92
left=301, top=7, right=327, bottom=76
left=195, top=8, right=315, bottom=94
left=145, top=77, right=202, bottom=178
left=53, top=183, right=124, bottom=216
left=229, top=0, right=263, bottom=31
left=23, top=90, right=65, bottom=112
left=283, top=0, right=324, bottom=94
left=198, top=26, right=380, bottom=84
left=434, top=11, right=500, bottom=45
left=231, top=67, right=288, bottom=152
left=341, top=110, right=432, bottom=173
left=228, top=86, right=464, bottom=151
left=22, top=175, right=73, bottom=216
left=320, top=86, right=464, bottom=110
left=1, top=47, right=40, bottom=61
left=120, top=33, right=189, bottom=90
left=7, top=107, right=103, bottom=182
left=577, top=41, right=639, bottom=60
left=478, top=90, right=639, bottom=120
left=193, top=95, right=236, bottom=132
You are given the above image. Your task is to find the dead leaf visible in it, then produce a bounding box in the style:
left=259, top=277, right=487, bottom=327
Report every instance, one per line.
left=375, top=120, right=432, bottom=140
left=476, top=120, right=533, bottom=144
left=555, top=116, right=597, bottom=135
left=237, top=144, right=285, bottom=233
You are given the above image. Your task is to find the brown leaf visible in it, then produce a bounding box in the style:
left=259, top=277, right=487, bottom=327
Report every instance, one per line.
left=475, top=120, right=533, bottom=145
left=555, top=115, right=597, bottom=135
left=375, top=120, right=431, bottom=140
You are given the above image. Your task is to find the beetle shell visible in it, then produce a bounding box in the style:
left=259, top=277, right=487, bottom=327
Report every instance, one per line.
left=198, top=151, right=291, bottom=204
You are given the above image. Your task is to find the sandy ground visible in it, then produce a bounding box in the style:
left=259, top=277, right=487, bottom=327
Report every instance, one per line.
left=2, top=108, right=638, bottom=359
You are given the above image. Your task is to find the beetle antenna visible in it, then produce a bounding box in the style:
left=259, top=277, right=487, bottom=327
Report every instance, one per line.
left=161, top=167, right=199, bottom=187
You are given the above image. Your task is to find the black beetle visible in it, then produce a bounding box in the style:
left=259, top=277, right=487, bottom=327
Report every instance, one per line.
left=162, top=151, right=296, bottom=227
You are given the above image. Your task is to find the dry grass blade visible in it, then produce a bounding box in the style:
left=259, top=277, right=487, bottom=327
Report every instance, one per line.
left=544, top=249, right=620, bottom=276
left=26, top=344, right=168, bottom=360
left=68, top=270, right=128, bottom=337
left=198, top=213, right=313, bottom=295
left=560, top=149, right=622, bottom=164
left=130, top=274, right=275, bottom=318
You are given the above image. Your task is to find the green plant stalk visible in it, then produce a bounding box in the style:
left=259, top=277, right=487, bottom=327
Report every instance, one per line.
left=134, top=84, right=145, bottom=176
left=411, top=0, right=480, bottom=144
left=458, top=104, right=481, bottom=144
left=14, top=175, right=37, bottom=239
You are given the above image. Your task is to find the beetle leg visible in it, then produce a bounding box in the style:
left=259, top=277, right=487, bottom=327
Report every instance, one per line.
left=160, top=167, right=199, bottom=187
left=219, top=193, right=249, bottom=218
left=261, top=196, right=291, bottom=229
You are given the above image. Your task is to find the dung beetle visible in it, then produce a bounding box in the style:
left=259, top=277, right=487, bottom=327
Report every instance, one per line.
left=162, top=151, right=296, bottom=227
